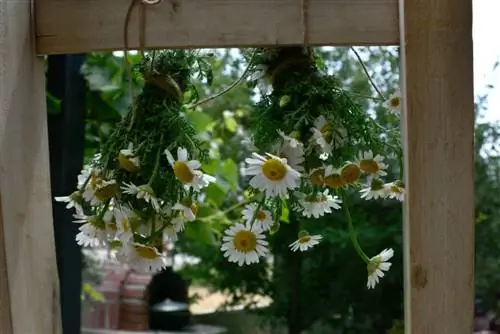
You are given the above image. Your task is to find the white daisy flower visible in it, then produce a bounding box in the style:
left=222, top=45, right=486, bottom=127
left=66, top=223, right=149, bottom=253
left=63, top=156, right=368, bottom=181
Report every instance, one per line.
left=173, top=198, right=198, bottom=221
left=163, top=224, right=179, bottom=242
left=274, top=140, right=305, bottom=172
left=289, top=232, right=322, bottom=252
left=221, top=222, right=269, bottom=266
left=384, top=91, right=401, bottom=115
left=367, top=248, right=394, bottom=289
left=299, top=190, right=342, bottom=218
left=384, top=180, right=405, bottom=202
left=113, top=205, right=135, bottom=243
left=77, top=167, right=92, bottom=190
left=55, top=190, right=83, bottom=211
left=356, top=150, right=388, bottom=176
left=119, top=243, right=167, bottom=273
left=241, top=203, right=274, bottom=231
left=360, top=178, right=388, bottom=200
left=165, top=147, right=216, bottom=192
left=73, top=212, right=112, bottom=248
left=121, top=182, right=160, bottom=211
left=277, top=129, right=302, bottom=148
left=118, top=142, right=140, bottom=172
left=244, top=153, right=301, bottom=198
left=311, top=115, right=333, bottom=154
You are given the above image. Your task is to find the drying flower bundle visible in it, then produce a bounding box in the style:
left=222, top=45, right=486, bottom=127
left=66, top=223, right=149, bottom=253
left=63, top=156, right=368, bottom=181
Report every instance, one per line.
left=56, top=50, right=216, bottom=272
left=219, top=47, right=404, bottom=289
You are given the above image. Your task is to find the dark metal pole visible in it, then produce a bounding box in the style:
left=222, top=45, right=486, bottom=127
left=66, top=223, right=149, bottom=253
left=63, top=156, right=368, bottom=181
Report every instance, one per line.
left=47, top=54, right=86, bottom=334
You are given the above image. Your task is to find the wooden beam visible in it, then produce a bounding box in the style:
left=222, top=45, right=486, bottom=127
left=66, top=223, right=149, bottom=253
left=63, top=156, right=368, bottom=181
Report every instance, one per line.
left=35, top=0, right=399, bottom=55
left=399, top=0, right=474, bottom=332
left=0, top=1, right=62, bottom=333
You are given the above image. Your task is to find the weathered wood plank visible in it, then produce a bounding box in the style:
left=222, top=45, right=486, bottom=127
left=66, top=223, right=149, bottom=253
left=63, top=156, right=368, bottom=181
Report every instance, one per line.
left=35, top=0, right=398, bottom=54
left=0, top=1, right=62, bottom=333
left=399, top=0, right=475, bottom=332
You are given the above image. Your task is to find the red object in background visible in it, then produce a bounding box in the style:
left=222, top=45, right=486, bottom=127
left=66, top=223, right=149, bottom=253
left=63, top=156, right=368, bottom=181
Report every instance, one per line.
left=81, top=265, right=154, bottom=332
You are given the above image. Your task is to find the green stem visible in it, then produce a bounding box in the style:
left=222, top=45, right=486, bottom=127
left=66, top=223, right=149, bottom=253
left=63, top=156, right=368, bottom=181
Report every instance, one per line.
left=98, top=199, right=111, bottom=220
left=350, top=47, right=386, bottom=101
left=198, top=200, right=252, bottom=222
left=341, top=190, right=370, bottom=263
left=148, top=135, right=164, bottom=186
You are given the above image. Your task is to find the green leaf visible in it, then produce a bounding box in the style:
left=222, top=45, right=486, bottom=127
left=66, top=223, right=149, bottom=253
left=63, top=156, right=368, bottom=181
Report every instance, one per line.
left=220, top=159, right=239, bottom=191
left=185, top=221, right=216, bottom=245
left=46, top=92, right=62, bottom=115
left=223, top=115, right=238, bottom=132
left=204, top=182, right=227, bottom=207
left=83, top=283, right=105, bottom=303
left=186, top=111, right=214, bottom=132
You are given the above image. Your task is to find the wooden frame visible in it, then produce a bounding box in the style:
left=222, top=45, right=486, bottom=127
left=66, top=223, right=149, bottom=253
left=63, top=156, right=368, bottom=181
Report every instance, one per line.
left=0, top=0, right=474, bottom=333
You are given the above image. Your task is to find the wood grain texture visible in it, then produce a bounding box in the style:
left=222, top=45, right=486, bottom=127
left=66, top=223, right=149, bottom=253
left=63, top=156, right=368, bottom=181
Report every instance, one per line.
left=399, top=0, right=475, bottom=332
left=0, top=1, right=62, bottom=333
left=35, top=0, right=399, bottom=54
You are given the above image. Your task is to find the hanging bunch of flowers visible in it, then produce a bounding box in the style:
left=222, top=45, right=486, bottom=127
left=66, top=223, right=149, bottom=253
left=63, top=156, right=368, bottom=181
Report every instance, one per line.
left=56, top=50, right=216, bottom=272
left=219, top=47, right=404, bottom=289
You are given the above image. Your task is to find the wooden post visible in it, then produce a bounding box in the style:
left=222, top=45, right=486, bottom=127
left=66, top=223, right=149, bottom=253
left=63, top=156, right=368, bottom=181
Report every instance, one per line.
left=399, top=0, right=475, bottom=333
left=0, top=1, right=62, bottom=333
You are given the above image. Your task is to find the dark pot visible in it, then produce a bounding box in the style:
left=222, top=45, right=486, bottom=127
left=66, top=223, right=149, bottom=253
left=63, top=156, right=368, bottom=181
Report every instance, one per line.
left=148, top=299, right=191, bottom=331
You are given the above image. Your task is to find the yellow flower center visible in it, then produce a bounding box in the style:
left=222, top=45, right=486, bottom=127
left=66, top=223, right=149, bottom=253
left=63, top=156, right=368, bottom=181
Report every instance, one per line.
left=233, top=230, right=257, bottom=253
left=309, top=168, right=325, bottom=186
left=94, top=181, right=118, bottom=201
left=107, top=222, right=118, bottom=232
left=173, top=161, right=195, bottom=184
left=325, top=173, right=345, bottom=189
left=135, top=245, right=159, bottom=260
left=256, top=210, right=267, bottom=221
left=320, top=123, right=333, bottom=140
left=298, top=235, right=311, bottom=244
left=89, top=216, right=106, bottom=230
left=390, top=185, right=404, bottom=194
left=262, top=159, right=287, bottom=181
left=359, top=159, right=380, bottom=174
left=371, top=178, right=385, bottom=191
left=390, top=97, right=400, bottom=108
left=367, top=257, right=381, bottom=275
left=181, top=198, right=198, bottom=216
left=118, top=153, right=140, bottom=173
left=341, top=163, right=361, bottom=184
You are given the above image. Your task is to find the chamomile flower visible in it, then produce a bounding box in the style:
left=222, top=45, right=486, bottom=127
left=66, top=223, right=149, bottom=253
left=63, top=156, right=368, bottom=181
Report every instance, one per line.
left=311, top=115, right=333, bottom=154
left=274, top=140, right=304, bottom=172
left=55, top=190, right=83, bottom=212
left=299, top=190, right=342, bottom=218
left=324, top=165, right=346, bottom=189
left=221, top=222, right=269, bottom=266
left=289, top=231, right=322, bottom=252
left=384, top=91, right=402, bottom=115
left=367, top=248, right=394, bottom=289
left=242, top=203, right=274, bottom=231
left=74, top=212, right=111, bottom=248
left=122, top=243, right=167, bottom=273
left=340, top=162, right=362, bottom=184
left=114, top=205, right=135, bottom=243
left=384, top=180, right=405, bottom=202
left=163, top=224, right=179, bottom=242
left=118, top=142, right=140, bottom=172
left=360, top=178, right=388, bottom=200
left=277, top=129, right=302, bottom=148
left=165, top=147, right=216, bottom=192
left=244, top=153, right=301, bottom=198
left=121, top=182, right=160, bottom=211
left=173, top=198, right=198, bottom=221
left=83, top=172, right=118, bottom=206
left=357, top=150, right=388, bottom=176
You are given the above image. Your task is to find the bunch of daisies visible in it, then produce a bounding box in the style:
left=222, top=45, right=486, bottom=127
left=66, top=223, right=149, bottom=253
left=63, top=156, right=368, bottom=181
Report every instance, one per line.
left=55, top=51, right=216, bottom=273
left=219, top=47, right=404, bottom=289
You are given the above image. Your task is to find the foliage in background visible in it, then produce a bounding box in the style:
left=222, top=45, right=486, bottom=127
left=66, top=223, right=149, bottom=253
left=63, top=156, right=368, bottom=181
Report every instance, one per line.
left=77, top=47, right=499, bottom=333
